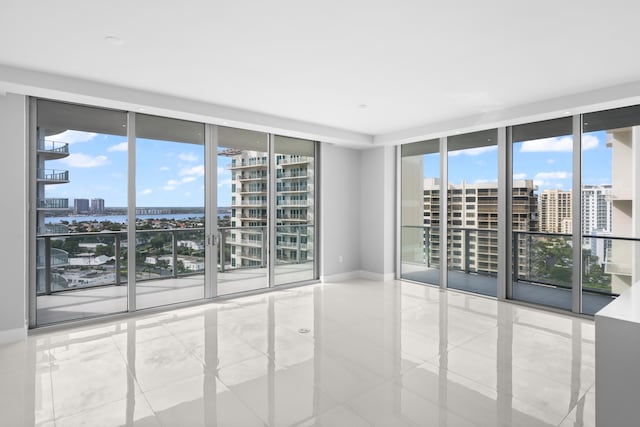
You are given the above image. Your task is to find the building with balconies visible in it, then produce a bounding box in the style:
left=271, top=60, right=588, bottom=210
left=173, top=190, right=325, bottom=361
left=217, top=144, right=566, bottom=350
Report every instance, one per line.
left=227, top=151, right=314, bottom=269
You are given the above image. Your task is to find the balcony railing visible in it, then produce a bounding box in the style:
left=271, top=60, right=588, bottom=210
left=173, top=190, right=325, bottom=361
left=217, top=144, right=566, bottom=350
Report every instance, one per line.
left=37, top=140, right=69, bottom=158
left=37, top=169, right=69, bottom=182
left=401, top=225, right=640, bottom=304
left=276, top=157, right=310, bottom=165
left=230, top=159, right=268, bottom=169
left=38, top=198, right=69, bottom=210
left=37, top=223, right=69, bottom=235
left=36, top=223, right=316, bottom=295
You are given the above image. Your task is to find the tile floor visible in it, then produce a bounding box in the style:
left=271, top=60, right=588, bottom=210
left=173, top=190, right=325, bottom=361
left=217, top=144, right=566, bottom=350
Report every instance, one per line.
left=1, top=279, right=595, bottom=426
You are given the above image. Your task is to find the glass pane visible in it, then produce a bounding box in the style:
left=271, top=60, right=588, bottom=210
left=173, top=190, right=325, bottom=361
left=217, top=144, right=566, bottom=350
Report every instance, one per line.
left=217, top=126, right=269, bottom=295
left=447, top=129, right=498, bottom=297
left=35, top=100, right=128, bottom=325
left=511, top=117, right=573, bottom=311
left=274, top=136, right=315, bottom=285
left=400, top=140, right=440, bottom=285
left=135, top=114, right=205, bottom=309
left=581, top=106, right=640, bottom=314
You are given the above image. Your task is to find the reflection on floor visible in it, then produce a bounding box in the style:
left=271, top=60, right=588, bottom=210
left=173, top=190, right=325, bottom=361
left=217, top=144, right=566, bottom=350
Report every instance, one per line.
left=36, top=262, right=315, bottom=325
left=6, top=279, right=594, bottom=426
left=401, top=264, right=614, bottom=315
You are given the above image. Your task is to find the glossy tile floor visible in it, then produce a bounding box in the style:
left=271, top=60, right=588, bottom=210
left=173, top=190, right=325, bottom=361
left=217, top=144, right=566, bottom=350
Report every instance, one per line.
left=2, top=279, right=595, bottom=426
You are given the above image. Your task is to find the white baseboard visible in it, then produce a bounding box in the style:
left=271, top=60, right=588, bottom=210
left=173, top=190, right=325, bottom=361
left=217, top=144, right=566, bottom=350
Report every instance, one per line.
left=320, top=271, right=361, bottom=283
left=0, top=326, right=27, bottom=345
left=321, top=271, right=396, bottom=283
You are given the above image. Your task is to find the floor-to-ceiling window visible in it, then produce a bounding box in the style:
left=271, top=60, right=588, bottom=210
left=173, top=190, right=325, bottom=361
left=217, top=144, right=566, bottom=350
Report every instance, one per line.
left=31, top=100, right=319, bottom=327
left=33, top=100, right=129, bottom=325
left=510, top=118, right=574, bottom=311
left=217, top=127, right=270, bottom=295
left=398, top=106, right=640, bottom=315
left=400, top=139, right=441, bottom=285
left=447, top=129, right=499, bottom=297
left=581, top=105, right=640, bottom=314
left=135, top=114, right=206, bottom=310
left=274, top=136, right=316, bottom=285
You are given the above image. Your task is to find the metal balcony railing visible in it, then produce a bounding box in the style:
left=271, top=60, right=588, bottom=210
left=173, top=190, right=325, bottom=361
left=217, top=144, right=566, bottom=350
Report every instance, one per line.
left=37, top=169, right=69, bottom=182
left=38, top=140, right=70, bottom=157
left=36, top=224, right=315, bottom=295
left=38, top=198, right=69, bottom=210
left=401, top=225, right=640, bottom=300
left=276, top=156, right=310, bottom=165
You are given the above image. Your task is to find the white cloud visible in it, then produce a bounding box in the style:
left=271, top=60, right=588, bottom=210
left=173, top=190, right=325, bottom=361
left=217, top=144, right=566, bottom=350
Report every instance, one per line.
left=60, top=153, right=109, bottom=168
left=513, top=173, right=527, bottom=179
left=160, top=166, right=170, bottom=172
left=108, top=142, right=128, bottom=152
left=48, top=130, right=98, bottom=144
left=520, top=134, right=598, bottom=153
left=534, top=171, right=570, bottom=180
left=139, top=188, right=153, bottom=196
left=449, top=146, right=497, bottom=157
left=184, top=192, right=191, bottom=197
left=181, top=176, right=197, bottom=184
left=178, top=152, right=199, bottom=162
left=179, top=165, right=205, bottom=177
left=546, top=158, right=556, bottom=164
left=582, top=134, right=599, bottom=150
left=534, top=179, right=545, bottom=187
left=163, top=179, right=180, bottom=191
left=474, top=179, right=495, bottom=184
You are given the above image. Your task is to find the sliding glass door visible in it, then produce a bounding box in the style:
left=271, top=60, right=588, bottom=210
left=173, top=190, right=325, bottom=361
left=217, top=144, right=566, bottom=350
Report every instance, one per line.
left=135, top=114, right=206, bottom=310
left=400, top=139, right=441, bottom=285
left=32, top=100, right=129, bottom=325
left=581, top=106, right=640, bottom=314
left=31, top=100, right=319, bottom=327
left=447, top=129, right=499, bottom=297
left=510, top=118, right=574, bottom=310
left=217, top=127, right=270, bottom=296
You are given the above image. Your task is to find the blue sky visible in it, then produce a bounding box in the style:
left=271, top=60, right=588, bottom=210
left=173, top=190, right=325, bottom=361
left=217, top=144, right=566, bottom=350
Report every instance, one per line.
left=43, top=129, right=612, bottom=209
left=422, top=131, right=611, bottom=190
left=44, top=130, right=234, bottom=207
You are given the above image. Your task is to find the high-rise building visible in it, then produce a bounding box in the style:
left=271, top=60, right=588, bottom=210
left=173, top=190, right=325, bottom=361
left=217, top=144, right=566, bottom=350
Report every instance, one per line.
left=91, top=198, right=105, bottom=214
left=582, top=184, right=612, bottom=235
left=73, top=198, right=90, bottom=215
left=539, top=189, right=572, bottom=233
left=227, top=151, right=313, bottom=269
left=423, top=179, right=538, bottom=275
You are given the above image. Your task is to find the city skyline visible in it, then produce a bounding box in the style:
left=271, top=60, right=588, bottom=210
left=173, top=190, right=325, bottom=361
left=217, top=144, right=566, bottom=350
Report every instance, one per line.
left=43, top=128, right=613, bottom=211
left=421, top=130, right=612, bottom=191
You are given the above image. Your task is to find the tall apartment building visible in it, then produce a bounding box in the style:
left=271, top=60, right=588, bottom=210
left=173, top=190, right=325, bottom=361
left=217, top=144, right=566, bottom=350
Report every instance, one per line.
left=91, top=198, right=105, bottom=214
left=35, top=133, right=71, bottom=294
left=423, top=179, right=538, bottom=276
left=226, top=151, right=314, bottom=269
left=539, top=189, right=572, bottom=233
left=582, top=184, right=612, bottom=235
left=73, top=198, right=90, bottom=215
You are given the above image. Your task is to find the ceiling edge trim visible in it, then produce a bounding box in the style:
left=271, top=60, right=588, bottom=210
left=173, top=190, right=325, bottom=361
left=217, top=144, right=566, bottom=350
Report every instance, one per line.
left=374, top=79, right=640, bottom=145
left=0, top=63, right=373, bottom=147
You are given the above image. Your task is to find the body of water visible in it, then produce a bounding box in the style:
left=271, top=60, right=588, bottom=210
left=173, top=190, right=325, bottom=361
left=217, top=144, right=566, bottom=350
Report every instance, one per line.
left=45, top=213, right=222, bottom=224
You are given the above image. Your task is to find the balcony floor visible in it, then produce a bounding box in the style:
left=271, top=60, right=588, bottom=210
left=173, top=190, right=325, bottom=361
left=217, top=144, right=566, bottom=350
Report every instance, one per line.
left=4, top=278, right=594, bottom=426
left=36, top=262, right=315, bottom=325
left=401, top=263, right=614, bottom=315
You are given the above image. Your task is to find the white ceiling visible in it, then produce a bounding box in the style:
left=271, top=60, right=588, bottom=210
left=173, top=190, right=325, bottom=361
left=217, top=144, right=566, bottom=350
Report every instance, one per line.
left=2, top=1, right=640, bottom=140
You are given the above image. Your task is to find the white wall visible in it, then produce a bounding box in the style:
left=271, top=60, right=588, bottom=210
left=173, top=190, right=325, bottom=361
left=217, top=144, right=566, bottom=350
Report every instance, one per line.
left=319, top=144, right=362, bottom=281
left=359, top=146, right=395, bottom=280
left=0, top=93, right=28, bottom=343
